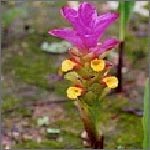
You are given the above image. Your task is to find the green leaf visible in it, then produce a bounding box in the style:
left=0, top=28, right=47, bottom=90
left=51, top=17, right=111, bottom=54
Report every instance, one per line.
left=64, top=71, right=79, bottom=82
left=143, top=78, right=150, bottom=149
left=118, top=0, right=135, bottom=25
left=118, top=0, right=135, bottom=40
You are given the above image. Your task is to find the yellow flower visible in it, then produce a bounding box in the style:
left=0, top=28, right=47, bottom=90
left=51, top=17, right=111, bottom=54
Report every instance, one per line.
left=67, top=86, right=82, bottom=99
left=91, top=59, right=105, bottom=72
left=61, top=60, right=76, bottom=72
left=103, top=76, right=118, bottom=88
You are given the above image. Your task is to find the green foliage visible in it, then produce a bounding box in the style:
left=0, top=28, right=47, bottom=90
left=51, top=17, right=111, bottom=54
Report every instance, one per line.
left=54, top=80, right=69, bottom=96
left=109, top=114, right=143, bottom=148
left=61, top=131, right=83, bottom=148
left=14, top=139, right=64, bottom=149
left=10, top=55, right=53, bottom=89
left=88, top=83, right=103, bottom=95
left=125, top=35, right=148, bottom=63
left=118, top=0, right=135, bottom=40
left=2, top=95, right=32, bottom=117
left=2, top=7, right=27, bottom=27
left=143, top=78, right=150, bottom=149
left=102, top=96, right=129, bottom=113
left=78, top=65, right=93, bottom=77
left=3, top=39, right=57, bottom=91
left=54, top=1, right=66, bottom=7
left=132, top=50, right=146, bottom=60
left=118, top=0, right=135, bottom=26
left=84, top=91, right=97, bottom=106
left=17, top=107, right=32, bottom=117
left=99, top=87, right=111, bottom=100
left=98, top=96, right=143, bottom=148
left=2, top=95, right=20, bottom=112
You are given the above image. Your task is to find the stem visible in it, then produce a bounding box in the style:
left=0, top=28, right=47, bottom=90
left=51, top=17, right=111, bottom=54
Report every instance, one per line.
left=117, top=0, right=125, bottom=92
left=119, top=0, right=125, bottom=41
left=116, top=41, right=125, bottom=92
left=76, top=100, right=104, bottom=149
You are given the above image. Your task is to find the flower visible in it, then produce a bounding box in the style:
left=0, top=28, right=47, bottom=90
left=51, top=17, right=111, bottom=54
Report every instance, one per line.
left=103, top=76, right=118, bottom=88
left=49, top=2, right=119, bottom=54
left=91, top=59, right=105, bottom=72
left=67, top=86, right=82, bottom=99
left=61, top=59, right=76, bottom=72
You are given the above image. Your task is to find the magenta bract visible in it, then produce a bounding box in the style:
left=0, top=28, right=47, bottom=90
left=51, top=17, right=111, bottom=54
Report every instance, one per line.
left=49, top=2, right=119, bottom=54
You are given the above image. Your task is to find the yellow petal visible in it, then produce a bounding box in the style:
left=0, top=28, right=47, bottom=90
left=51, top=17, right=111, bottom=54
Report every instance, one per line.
left=103, top=76, right=118, bottom=88
left=91, top=59, right=105, bottom=72
left=67, top=86, right=82, bottom=99
left=61, top=60, right=76, bottom=72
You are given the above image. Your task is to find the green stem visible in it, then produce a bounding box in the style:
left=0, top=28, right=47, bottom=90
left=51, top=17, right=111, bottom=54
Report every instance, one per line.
left=76, top=100, right=104, bottom=148
left=119, top=0, right=125, bottom=41
left=117, top=0, right=126, bottom=92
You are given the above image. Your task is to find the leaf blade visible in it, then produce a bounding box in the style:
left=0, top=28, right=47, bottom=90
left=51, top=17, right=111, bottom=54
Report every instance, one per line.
left=143, top=78, right=150, bottom=149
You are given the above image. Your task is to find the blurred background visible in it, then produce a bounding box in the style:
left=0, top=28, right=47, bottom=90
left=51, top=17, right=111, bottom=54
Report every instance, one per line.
left=1, top=1, right=149, bottom=149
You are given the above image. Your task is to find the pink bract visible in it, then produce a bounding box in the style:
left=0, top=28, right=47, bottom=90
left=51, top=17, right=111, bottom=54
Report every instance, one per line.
left=48, top=2, right=119, bottom=54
